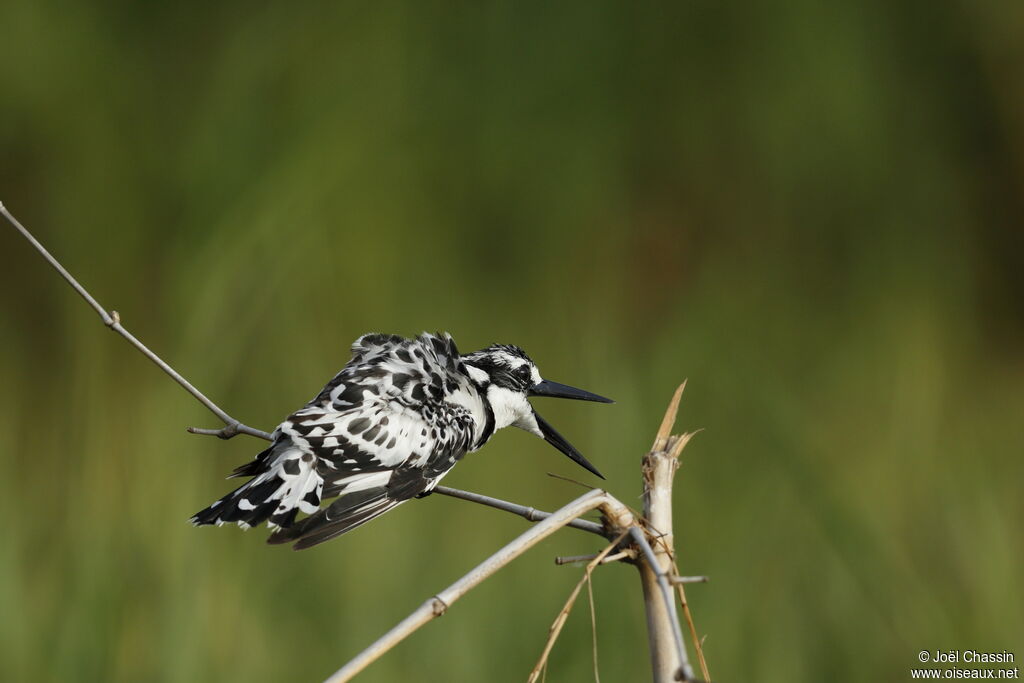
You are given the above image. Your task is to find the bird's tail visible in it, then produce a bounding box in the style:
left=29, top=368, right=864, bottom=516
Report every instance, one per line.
left=190, top=444, right=323, bottom=530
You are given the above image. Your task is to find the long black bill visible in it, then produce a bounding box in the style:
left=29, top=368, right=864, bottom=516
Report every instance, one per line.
left=529, top=380, right=614, bottom=403
left=533, top=411, right=605, bottom=480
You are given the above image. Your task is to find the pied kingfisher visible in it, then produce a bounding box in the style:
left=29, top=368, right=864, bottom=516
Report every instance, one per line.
left=191, top=332, right=612, bottom=549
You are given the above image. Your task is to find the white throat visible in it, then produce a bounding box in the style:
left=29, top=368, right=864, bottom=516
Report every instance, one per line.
left=486, top=385, right=540, bottom=435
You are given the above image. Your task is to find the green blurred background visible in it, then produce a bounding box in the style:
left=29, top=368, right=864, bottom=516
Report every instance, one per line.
left=2, top=2, right=1021, bottom=681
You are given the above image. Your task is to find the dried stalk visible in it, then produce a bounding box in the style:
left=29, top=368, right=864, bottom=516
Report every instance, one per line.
left=587, top=571, right=600, bottom=683
left=640, top=382, right=700, bottom=683
left=673, top=559, right=711, bottom=682
left=526, top=530, right=630, bottom=683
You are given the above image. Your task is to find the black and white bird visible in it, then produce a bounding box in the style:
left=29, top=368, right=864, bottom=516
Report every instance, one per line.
left=191, top=332, right=612, bottom=549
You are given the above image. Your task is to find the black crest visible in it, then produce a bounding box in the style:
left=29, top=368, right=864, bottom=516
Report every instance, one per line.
left=462, top=344, right=535, bottom=390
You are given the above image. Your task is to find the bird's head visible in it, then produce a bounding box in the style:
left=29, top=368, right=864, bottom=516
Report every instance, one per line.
left=461, top=344, right=612, bottom=479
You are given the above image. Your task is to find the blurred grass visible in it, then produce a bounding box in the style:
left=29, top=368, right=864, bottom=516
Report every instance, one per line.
left=2, top=1, right=1022, bottom=681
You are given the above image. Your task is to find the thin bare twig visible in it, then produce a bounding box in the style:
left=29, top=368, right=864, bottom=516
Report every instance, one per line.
left=433, top=486, right=607, bottom=537
left=1, top=201, right=273, bottom=442
left=554, top=549, right=635, bottom=566
left=323, top=490, right=636, bottom=683
left=587, top=572, right=600, bottom=683
left=670, top=576, right=709, bottom=585
left=545, top=472, right=593, bottom=489
left=672, top=559, right=711, bottom=683
left=526, top=530, right=629, bottom=683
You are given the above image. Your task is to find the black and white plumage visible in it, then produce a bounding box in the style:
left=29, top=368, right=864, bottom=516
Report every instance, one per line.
left=191, top=332, right=612, bottom=549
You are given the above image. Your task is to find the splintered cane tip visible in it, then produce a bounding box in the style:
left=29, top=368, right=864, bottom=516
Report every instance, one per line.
left=668, top=429, right=701, bottom=460
left=653, top=380, right=687, bottom=452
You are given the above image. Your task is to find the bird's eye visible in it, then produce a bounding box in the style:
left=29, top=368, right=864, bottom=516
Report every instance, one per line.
left=516, top=366, right=531, bottom=381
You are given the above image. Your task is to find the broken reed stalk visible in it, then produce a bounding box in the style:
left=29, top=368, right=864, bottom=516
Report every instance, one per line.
left=4, top=203, right=710, bottom=683
left=641, top=382, right=708, bottom=683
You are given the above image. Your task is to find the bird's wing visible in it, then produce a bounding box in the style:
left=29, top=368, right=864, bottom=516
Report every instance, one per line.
left=311, top=332, right=475, bottom=409
left=266, top=399, right=475, bottom=549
